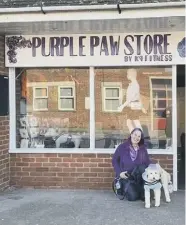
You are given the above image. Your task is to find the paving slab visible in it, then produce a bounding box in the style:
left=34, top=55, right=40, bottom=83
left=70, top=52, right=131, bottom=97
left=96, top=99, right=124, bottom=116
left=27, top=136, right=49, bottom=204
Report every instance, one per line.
left=0, top=189, right=185, bottom=225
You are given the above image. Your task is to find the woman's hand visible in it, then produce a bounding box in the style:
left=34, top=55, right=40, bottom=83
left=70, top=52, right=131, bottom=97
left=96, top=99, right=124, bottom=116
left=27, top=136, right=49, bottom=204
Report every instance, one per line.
left=120, top=171, right=128, bottom=179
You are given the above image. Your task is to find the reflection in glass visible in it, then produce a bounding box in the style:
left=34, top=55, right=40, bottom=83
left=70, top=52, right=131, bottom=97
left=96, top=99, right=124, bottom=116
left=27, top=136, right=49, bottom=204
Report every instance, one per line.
left=95, top=67, right=172, bottom=149
left=16, top=68, right=90, bottom=149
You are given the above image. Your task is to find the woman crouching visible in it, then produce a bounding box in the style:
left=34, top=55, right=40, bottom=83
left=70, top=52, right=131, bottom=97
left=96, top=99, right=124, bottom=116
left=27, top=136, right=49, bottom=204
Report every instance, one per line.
left=112, top=128, right=151, bottom=201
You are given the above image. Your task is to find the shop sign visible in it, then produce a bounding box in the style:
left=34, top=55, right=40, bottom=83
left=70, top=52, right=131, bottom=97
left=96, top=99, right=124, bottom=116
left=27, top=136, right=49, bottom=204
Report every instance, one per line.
left=5, top=32, right=185, bottom=67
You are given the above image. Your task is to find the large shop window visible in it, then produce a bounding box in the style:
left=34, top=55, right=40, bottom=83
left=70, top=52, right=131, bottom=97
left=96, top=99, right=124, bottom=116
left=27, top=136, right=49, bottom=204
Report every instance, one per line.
left=16, top=68, right=90, bottom=149
left=15, top=67, right=172, bottom=151
left=95, top=67, right=172, bottom=150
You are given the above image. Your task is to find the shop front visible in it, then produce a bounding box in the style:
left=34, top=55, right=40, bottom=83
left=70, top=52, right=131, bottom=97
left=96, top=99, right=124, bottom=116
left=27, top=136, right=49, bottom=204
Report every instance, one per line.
left=2, top=4, right=185, bottom=190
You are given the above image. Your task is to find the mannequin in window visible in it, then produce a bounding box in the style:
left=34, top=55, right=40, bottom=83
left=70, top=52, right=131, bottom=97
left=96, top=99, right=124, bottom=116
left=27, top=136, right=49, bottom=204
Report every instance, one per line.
left=118, top=68, right=147, bottom=133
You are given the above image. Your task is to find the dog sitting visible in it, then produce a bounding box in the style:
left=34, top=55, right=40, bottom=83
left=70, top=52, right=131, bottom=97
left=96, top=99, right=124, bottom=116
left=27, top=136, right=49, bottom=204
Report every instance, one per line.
left=142, top=163, right=173, bottom=208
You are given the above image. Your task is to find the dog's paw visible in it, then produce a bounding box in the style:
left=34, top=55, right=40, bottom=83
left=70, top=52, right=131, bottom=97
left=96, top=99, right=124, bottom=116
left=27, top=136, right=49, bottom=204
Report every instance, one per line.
left=166, top=199, right=171, bottom=203
left=145, top=204, right=150, bottom=208
left=155, top=204, right=160, bottom=207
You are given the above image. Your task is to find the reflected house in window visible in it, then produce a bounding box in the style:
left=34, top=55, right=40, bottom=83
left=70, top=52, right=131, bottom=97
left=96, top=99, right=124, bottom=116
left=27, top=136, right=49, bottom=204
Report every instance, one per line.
left=16, top=67, right=173, bottom=150
left=16, top=68, right=90, bottom=149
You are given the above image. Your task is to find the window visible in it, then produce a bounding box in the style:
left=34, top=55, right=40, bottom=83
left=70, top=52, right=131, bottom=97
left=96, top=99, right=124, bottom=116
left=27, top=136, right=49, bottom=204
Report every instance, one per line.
left=15, top=67, right=173, bottom=151
left=150, top=77, right=172, bottom=130
left=33, top=87, right=48, bottom=111
left=102, top=83, right=122, bottom=112
left=16, top=68, right=90, bottom=149
left=95, top=67, right=172, bottom=150
left=58, top=86, right=75, bottom=111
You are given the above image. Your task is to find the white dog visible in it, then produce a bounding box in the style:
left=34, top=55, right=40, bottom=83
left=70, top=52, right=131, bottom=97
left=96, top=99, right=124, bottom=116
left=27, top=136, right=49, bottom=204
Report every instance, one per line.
left=142, top=164, right=173, bottom=208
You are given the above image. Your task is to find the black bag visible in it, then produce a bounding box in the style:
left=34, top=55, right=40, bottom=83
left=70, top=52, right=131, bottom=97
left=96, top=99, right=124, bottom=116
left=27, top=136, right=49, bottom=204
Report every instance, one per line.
left=60, top=140, right=75, bottom=148
left=44, top=137, right=56, bottom=148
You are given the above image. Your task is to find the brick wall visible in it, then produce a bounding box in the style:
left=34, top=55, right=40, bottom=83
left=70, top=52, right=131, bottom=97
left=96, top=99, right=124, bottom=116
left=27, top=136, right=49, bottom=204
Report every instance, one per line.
left=10, top=153, right=173, bottom=189
left=0, top=36, right=9, bottom=191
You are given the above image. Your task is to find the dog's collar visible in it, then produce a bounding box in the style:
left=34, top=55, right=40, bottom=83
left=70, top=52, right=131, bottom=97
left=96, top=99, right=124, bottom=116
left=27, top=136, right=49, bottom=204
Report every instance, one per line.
left=144, top=180, right=161, bottom=186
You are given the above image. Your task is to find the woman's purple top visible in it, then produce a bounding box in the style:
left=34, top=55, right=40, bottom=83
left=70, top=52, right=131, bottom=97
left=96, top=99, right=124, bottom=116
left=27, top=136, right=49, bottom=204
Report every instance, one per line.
left=112, top=140, right=151, bottom=177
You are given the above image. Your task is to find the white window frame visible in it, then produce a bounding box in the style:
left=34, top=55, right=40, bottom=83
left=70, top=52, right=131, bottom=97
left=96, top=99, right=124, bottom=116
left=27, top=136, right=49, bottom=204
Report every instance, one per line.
left=33, top=86, right=48, bottom=111
left=58, top=85, right=76, bottom=111
left=149, top=76, right=172, bottom=131
left=102, top=82, right=122, bottom=112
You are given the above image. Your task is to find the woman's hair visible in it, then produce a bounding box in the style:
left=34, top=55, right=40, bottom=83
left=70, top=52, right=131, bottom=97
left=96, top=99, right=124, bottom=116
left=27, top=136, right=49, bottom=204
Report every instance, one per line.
left=129, top=128, right=144, bottom=146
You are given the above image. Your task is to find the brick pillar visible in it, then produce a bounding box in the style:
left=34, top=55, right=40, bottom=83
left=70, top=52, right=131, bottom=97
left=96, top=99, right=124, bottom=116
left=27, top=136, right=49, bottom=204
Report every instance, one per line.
left=0, top=36, right=9, bottom=191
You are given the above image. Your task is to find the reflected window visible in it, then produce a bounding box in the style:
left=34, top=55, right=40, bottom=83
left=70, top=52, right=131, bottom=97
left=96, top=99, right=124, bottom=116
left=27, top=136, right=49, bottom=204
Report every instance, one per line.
left=102, top=82, right=122, bottom=112
left=33, top=87, right=48, bottom=111
left=58, top=85, right=75, bottom=111
left=16, top=68, right=90, bottom=149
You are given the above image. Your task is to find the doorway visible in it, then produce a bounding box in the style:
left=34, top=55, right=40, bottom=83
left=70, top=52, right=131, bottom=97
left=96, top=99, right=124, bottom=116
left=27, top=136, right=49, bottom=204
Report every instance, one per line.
left=177, top=65, right=185, bottom=190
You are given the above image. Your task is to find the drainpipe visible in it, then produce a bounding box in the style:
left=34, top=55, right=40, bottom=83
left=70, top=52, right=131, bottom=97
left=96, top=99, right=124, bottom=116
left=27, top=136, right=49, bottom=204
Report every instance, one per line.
left=0, top=2, right=185, bottom=13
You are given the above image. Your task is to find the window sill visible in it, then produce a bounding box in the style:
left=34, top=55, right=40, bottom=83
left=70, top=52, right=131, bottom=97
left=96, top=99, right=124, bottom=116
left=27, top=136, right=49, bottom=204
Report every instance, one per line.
left=9, top=148, right=174, bottom=154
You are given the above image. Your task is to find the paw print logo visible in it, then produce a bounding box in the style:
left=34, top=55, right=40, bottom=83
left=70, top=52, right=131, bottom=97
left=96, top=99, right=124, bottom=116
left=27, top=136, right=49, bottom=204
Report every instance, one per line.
left=177, top=37, right=186, bottom=58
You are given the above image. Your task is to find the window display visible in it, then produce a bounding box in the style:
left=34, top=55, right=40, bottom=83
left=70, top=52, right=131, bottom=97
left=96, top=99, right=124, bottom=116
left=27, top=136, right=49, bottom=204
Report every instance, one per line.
left=16, top=68, right=90, bottom=148
left=16, top=67, right=172, bottom=150
left=95, top=67, right=172, bottom=149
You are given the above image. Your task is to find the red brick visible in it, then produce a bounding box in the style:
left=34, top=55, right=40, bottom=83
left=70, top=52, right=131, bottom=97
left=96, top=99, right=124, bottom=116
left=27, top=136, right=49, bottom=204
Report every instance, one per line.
left=70, top=163, right=83, bottom=167
left=104, top=168, right=114, bottom=172
left=22, top=158, right=35, bottom=162
left=49, top=158, right=62, bottom=163
left=10, top=167, right=22, bottom=172
left=70, top=173, right=84, bottom=177
left=49, top=167, right=62, bottom=172
left=83, top=173, right=97, bottom=177
left=98, top=163, right=111, bottom=168
left=36, top=158, right=48, bottom=162
left=16, top=172, right=30, bottom=176
left=84, top=163, right=97, bottom=167
left=90, top=168, right=104, bottom=172
left=91, top=178, right=103, bottom=182
left=43, top=172, right=56, bottom=177
left=76, top=178, right=89, bottom=182
left=76, top=158, right=90, bottom=163
left=36, top=167, right=49, bottom=172
left=63, top=158, right=76, bottom=162
left=30, top=172, right=43, bottom=176
left=90, top=158, right=103, bottom=163
left=16, top=162, right=29, bottom=167
left=57, top=173, right=70, bottom=177
left=76, top=168, right=90, bottom=172
left=22, top=167, right=36, bottom=172
left=97, top=154, right=111, bottom=158
left=56, top=163, right=69, bottom=167
left=43, top=163, right=56, bottom=167
left=97, top=173, right=112, bottom=177
left=63, top=177, right=76, bottom=182
left=30, top=163, right=42, bottom=167
left=63, top=168, right=76, bottom=172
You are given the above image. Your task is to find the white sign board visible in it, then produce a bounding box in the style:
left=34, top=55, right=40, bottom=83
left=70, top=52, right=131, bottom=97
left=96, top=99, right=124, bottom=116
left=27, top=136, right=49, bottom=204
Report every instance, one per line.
left=5, top=32, right=185, bottom=67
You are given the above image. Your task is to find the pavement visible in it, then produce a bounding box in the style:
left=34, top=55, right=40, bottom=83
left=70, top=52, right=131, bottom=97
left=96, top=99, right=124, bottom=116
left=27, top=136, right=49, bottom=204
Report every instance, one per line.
left=0, top=188, right=185, bottom=225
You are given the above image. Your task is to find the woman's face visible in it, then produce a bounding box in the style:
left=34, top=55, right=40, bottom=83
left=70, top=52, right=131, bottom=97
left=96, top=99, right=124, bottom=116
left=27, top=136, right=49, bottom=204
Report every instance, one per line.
left=131, top=130, right=142, bottom=145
